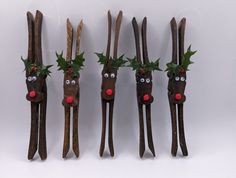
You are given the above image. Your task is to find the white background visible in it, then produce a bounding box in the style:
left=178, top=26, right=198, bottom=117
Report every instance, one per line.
left=0, top=0, right=235, bottom=177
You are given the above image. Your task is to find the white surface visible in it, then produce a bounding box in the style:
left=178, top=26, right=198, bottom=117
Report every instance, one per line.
left=0, top=0, right=235, bottom=178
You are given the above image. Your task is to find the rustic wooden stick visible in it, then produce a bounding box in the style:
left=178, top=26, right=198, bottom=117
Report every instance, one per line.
left=113, top=11, right=122, bottom=58
left=108, top=100, right=114, bottom=157
left=170, top=18, right=177, bottom=64
left=75, top=20, right=83, bottom=56
left=138, top=103, right=145, bottom=158
left=106, top=11, right=112, bottom=60
left=145, top=104, right=155, bottom=156
left=168, top=96, right=178, bottom=156
left=141, top=17, right=149, bottom=64
left=178, top=18, right=188, bottom=156
left=27, top=12, right=35, bottom=63
left=34, top=10, right=43, bottom=65
left=63, top=107, right=70, bottom=158
left=28, top=103, right=39, bottom=160
left=99, top=99, right=107, bottom=157
left=178, top=18, right=186, bottom=65
left=73, top=106, right=80, bottom=157
left=132, top=18, right=142, bottom=63
left=66, top=19, right=73, bottom=62
left=177, top=104, right=188, bottom=156
left=38, top=81, right=47, bottom=160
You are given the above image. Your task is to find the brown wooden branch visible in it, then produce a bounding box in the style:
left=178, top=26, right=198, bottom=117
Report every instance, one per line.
left=113, top=11, right=122, bottom=59
left=66, top=19, right=73, bottom=61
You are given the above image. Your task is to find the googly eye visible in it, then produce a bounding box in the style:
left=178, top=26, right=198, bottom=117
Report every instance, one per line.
left=140, top=78, right=145, bottom=83
left=175, top=76, right=180, bottom=81
left=110, top=73, right=115, bottom=78
left=146, top=78, right=151, bottom=83
left=71, top=80, right=76, bottom=85
left=27, top=76, right=33, bottom=82
left=65, top=80, right=70, bottom=85
left=180, top=77, right=185, bottom=81
left=104, top=73, right=109, bottom=78
left=32, top=76, right=37, bottom=81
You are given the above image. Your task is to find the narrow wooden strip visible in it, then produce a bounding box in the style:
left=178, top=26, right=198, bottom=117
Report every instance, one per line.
left=113, top=11, right=122, bottom=59
left=66, top=19, right=73, bottom=61
left=28, top=103, right=39, bottom=160
left=34, top=10, right=43, bottom=65
left=168, top=94, right=178, bottom=156
left=132, top=18, right=142, bottom=63
left=75, top=20, right=83, bottom=56
left=63, top=107, right=70, bottom=158
left=27, top=12, right=35, bottom=62
left=108, top=100, right=114, bottom=157
left=177, top=104, right=188, bottom=156
left=38, top=81, right=47, bottom=160
left=178, top=18, right=186, bottom=65
left=145, top=104, right=155, bottom=157
left=138, top=103, right=145, bottom=158
left=170, top=18, right=177, bottom=64
left=106, top=11, right=112, bottom=60
left=73, top=106, right=80, bottom=158
left=141, top=17, right=149, bottom=64
left=99, top=99, right=107, bottom=157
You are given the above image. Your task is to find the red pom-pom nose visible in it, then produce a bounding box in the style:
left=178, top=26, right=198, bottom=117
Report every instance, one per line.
left=175, top=93, right=182, bottom=101
left=105, top=89, right=113, bottom=96
left=66, top=96, right=74, bottom=104
left=143, top=94, right=150, bottom=101
left=29, top=91, right=36, bottom=98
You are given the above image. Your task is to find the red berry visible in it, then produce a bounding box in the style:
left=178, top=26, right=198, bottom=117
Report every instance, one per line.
left=175, top=93, right=182, bottom=101
left=143, top=94, right=150, bottom=101
left=29, top=91, right=37, bottom=98
left=67, top=68, right=73, bottom=75
left=139, top=68, right=145, bottom=74
left=106, top=89, right=113, bottom=96
left=66, top=96, right=73, bottom=104
left=31, top=66, right=37, bottom=72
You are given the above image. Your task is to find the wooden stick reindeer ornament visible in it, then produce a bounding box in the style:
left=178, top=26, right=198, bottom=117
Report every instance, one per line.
left=56, top=19, right=84, bottom=158
left=166, top=17, right=196, bottom=156
left=21, top=10, right=52, bottom=160
left=128, top=17, right=162, bottom=158
left=96, top=10, right=126, bottom=157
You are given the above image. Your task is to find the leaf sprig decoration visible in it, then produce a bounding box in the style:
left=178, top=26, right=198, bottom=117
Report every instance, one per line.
left=21, top=57, right=53, bottom=77
left=56, top=52, right=85, bottom=77
left=165, top=45, right=196, bottom=75
left=127, top=57, right=162, bottom=72
left=95, top=53, right=127, bottom=69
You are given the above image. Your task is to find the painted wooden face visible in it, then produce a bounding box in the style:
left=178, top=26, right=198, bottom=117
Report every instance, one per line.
left=168, top=71, right=186, bottom=104
left=62, top=73, right=80, bottom=107
left=136, top=70, right=154, bottom=105
left=101, top=67, right=117, bottom=101
left=26, top=72, right=45, bottom=103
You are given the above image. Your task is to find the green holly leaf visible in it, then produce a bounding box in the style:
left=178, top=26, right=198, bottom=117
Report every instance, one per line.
left=165, top=62, right=180, bottom=74
left=145, top=58, right=162, bottom=72
left=56, top=52, right=69, bottom=72
left=73, top=52, right=85, bottom=70
left=37, top=64, right=53, bottom=77
left=95, top=52, right=106, bottom=65
left=181, top=45, right=196, bottom=71
left=21, top=57, right=32, bottom=71
left=112, top=54, right=127, bottom=69
left=127, top=57, right=142, bottom=71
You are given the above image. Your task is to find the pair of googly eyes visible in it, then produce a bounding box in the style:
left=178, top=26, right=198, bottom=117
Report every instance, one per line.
left=175, top=76, right=185, bottom=81
left=104, top=73, right=116, bottom=78
left=65, top=80, right=76, bottom=85
left=140, top=78, right=151, bottom=83
left=27, top=76, right=37, bottom=82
